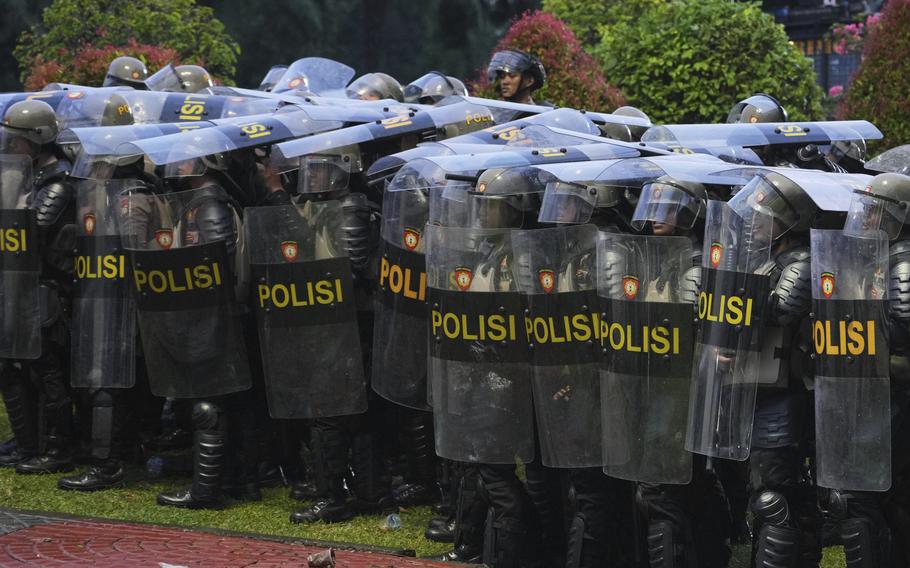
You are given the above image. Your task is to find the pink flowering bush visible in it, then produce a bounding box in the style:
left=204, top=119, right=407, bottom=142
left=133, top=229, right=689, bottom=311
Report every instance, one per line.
left=831, top=12, right=881, bottom=55
left=471, top=10, right=625, bottom=112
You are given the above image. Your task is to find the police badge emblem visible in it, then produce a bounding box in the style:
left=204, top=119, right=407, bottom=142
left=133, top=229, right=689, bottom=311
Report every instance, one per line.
left=453, top=267, right=473, bottom=291
left=622, top=276, right=639, bottom=300
left=280, top=241, right=299, bottom=262
left=83, top=213, right=95, bottom=236
left=821, top=271, right=835, bottom=299
left=709, top=242, right=723, bottom=268
left=538, top=269, right=555, bottom=293
left=403, top=228, right=421, bottom=251
left=155, top=229, right=174, bottom=250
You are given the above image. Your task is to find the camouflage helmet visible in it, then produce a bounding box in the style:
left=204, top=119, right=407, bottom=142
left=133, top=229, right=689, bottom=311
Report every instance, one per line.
left=175, top=65, right=214, bottom=93
left=2, top=99, right=59, bottom=144
left=103, top=56, right=149, bottom=88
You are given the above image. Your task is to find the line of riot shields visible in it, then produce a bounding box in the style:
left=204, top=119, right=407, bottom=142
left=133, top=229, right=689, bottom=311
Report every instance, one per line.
left=0, top=55, right=908, bottom=567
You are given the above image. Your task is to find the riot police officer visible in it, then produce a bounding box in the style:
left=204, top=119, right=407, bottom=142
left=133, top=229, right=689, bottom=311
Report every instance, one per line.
left=629, top=175, right=733, bottom=567
left=487, top=50, right=546, bottom=105
left=832, top=172, right=910, bottom=566
left=174, top=65, right=214, bottom=93
left=288, top=150, right=393, bottom=523
left=403, top=72, right=468, bottom=105
left=346, top=73, right=405, bottom=102
left=0, top=100, right=77, bottom=474
left=102, top=56, right=149, bottom=89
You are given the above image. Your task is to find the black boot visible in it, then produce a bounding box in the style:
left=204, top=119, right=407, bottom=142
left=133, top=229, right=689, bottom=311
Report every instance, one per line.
left=16, top=432, right=73, bottom=474
left=394, top=409, right=440, bottom=507
left=290, top=420, right=354, bottom=523
left=0, top=364, right=39, bottom=467
left=350, top=426, right=394, bottom=514
left=157, top=401, right=227, bottom=509
left=427, top=465, right=486, bottom=562
left=58, top=460, right=124, bottom=491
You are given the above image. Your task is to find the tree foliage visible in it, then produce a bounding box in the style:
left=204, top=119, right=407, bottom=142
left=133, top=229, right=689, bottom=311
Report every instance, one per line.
left=15, top=0, right=239, bottom=87
left=839, top=0, right=910, bottom=150
left=541, top=0, right=663, bottom=47
left=472, top=10, right=624, bottom=112
left=595, top=0, right=823, bottom=124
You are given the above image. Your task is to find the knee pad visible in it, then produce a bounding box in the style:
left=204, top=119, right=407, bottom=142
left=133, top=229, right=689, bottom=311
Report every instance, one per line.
left=841, top=518, right=891, bottom=568
left=192, top=401, right=222, bottom=431
left=753, top=524, right=800, bottom=568
left=752, top=490, right=791, bottom=527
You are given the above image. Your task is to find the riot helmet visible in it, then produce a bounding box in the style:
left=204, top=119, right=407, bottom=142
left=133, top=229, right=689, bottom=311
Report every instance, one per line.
left=468, top=166, right=546, bottom=229
left=538, top=180, right=623, bottom=225
left=726, top=93, right=788, bottom=124
left=403, top=72, right=468, bottom=104
left=346, top=72, right=404, bottom=102
left=487, top=50, right=546, bottom=92
left=297, top=153, right=354, bottom=195
left=258, top=65, right=288, bottom=91
left=843, top=173, right=910, bottom=240
left=103, top=56, right=149, bottom=89
left=1, top=100, right=59, bottom=155
left=631, top=175, right=707, bottom=232
left=727, top=171, right=814, bottom=238
left=601, top=106, right=651, bottom=142
left=175, top=65, right=214, bottom=93
left=828, top=138, right=867, bottom=169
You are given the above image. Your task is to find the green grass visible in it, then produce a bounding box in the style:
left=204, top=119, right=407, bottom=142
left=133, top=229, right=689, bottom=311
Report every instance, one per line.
left=0, top=408, right=847, bottom=566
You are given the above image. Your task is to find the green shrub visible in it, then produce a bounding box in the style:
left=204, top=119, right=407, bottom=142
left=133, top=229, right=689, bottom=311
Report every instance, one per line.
left=839, top=0, right=910, bottom=150
left=15, top=0, right=239, bottom=87
left=595, top=0, right=823, bottom=124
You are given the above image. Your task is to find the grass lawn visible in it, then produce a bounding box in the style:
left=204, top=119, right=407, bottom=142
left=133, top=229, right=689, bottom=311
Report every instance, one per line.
left=0, top=407, right=847, bottom=566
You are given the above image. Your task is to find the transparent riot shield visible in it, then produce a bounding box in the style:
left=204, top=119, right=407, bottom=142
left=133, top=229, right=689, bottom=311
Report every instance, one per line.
left=599, top=234, right=696, bottom=483
left=245, top=201, right=366, bottom=419
left=123, top=186, right=251, bottom=399
left=811, top=229, right=890, bottom=491
left=71, top=178, right=139, bottom=388
left=686, top=200, right=773, bottom=460
left=372, top=181, right=433, bottom=409
left=426, top=224, right=534, bottom=464
left=512, top=224, right=602, bottom=468
left=0, top=155, right=38, bottom=359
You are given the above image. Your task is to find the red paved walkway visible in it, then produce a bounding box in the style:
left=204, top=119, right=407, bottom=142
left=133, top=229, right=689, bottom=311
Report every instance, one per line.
left=0, top=509, right=458, bottom=567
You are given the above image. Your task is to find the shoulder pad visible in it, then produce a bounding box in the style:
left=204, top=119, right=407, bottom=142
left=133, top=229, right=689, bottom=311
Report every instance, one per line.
left=31, top=181, right=74, bottom=227
left=774, top=246, right=810, bottom=269
left=891, top=238, right=910, bottom=259
left=34, top=158, right=71, bottom=188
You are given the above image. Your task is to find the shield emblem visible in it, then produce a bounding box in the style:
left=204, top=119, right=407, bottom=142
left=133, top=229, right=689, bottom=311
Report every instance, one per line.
left=821, top=272, right=835, bottom=299
left=538, top=269, right=556, bottom=293
left=280, top=241, right=299, bottom=262
left=83, top=213, right=95, bottom=236
left=66, top=91, right=85, bottom=99
left=403, top=228, right=421, bottom=251
left=288, top=77, right=304, bottom=89
left=155, top=229, right=174, bottom=250
left=710, top=242, right=722, bottom=268
left=622, top=276, right=639, bottom=300
left=453, top=267, right=473, bottom=291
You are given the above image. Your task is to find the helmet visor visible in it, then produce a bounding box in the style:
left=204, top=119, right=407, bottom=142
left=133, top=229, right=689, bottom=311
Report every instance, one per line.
left=298, top=154, right=352, bottom=194
left=843, top=190, right=907, bottom=240
left=728, top=175, right=798, bottom=238
left=487, top=51, right=528, bottom=82
left=631, top=181, right=702, bottom=230
left=163, top=157, right=207, bottom=178
left=538, top=181, right=596, bottom=224
left=145, top=65, right=184, bottom=92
